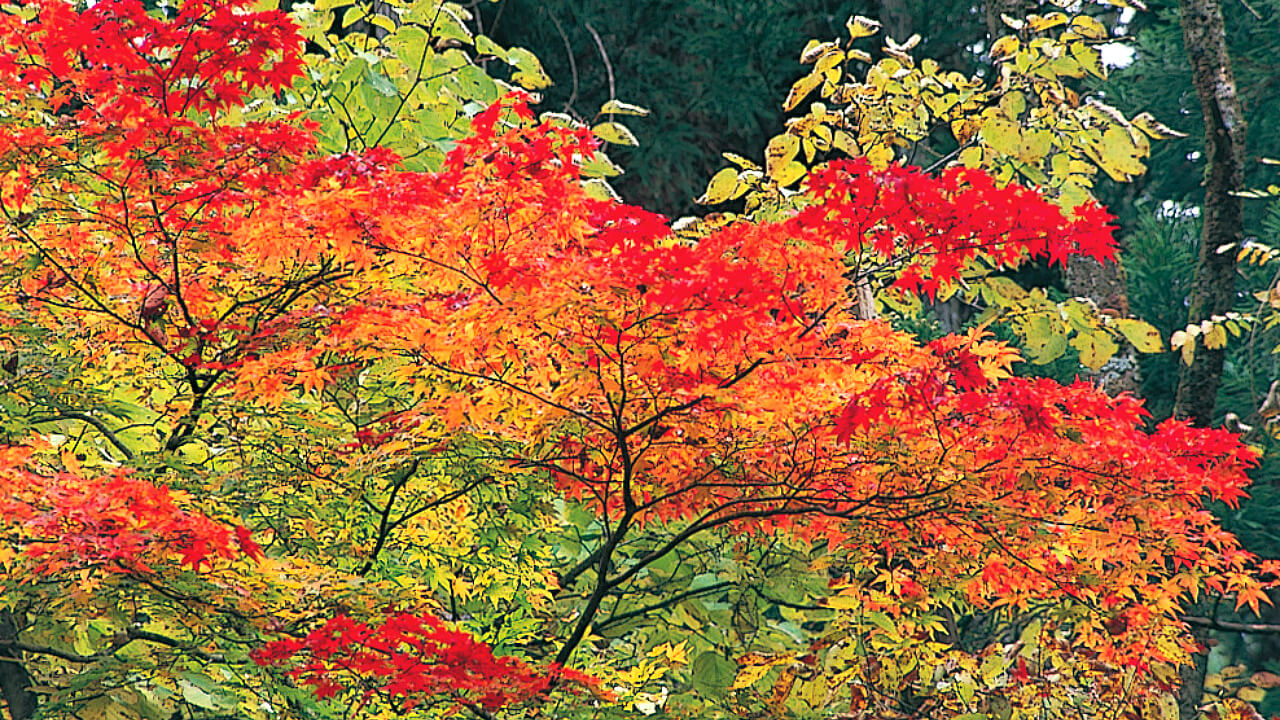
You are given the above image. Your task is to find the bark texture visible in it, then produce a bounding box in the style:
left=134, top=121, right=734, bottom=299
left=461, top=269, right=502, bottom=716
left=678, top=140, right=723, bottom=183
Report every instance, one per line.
left=1174, top=6, right=1247, bottom=717
left=1177, top=624, right=1211, bottom=720
left=984, top=0, right=1023, bottom=41
left=1173, top=0, right=1246, bottom=427
left=879, top=0, right=913, bottom=42
left=0, top=610, right=35, bottom=720
left=1064, top=258, right=1141, bottom=395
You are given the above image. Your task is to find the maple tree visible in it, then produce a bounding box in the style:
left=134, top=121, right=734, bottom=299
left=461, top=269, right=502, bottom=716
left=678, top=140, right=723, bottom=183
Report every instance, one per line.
left=0, top=1, right=1274, bottom=720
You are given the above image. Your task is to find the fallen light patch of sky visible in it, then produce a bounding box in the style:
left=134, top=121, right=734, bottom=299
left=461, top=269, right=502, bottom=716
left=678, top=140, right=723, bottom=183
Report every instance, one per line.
left=1100, top=42, right=1136, bottom=69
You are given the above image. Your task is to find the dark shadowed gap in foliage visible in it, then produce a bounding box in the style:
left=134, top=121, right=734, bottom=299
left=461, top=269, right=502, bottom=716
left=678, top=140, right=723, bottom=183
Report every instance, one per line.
left=479, top=0, right=986, bottom=218
left=0, top=610, right=36, bottom=720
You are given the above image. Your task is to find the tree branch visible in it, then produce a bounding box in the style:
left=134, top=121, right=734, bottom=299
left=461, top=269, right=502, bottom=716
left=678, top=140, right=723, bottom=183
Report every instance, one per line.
left=1182, top=615, right=1280, bottom=634
left=29, top=412, right=136, bottom=460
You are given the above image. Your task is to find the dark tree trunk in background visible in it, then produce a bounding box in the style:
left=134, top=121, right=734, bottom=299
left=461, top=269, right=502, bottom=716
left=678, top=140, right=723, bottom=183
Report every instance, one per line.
left=1174, top=4, right=1247, bottom=716
left=1065, top=258, right=1141, bottom=395
left=1174, top=0, right=1246, bottom=428
left=1178, top=626, right=1212, bottom=720
left=0, top=610, right=35, bottom=720
left=984, top=0, right=1022, bottom=41
left=879, top=0, right=913, bottom=41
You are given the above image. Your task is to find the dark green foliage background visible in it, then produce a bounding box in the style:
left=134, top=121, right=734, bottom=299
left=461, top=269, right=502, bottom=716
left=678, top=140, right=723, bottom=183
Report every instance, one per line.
left=481, top=0, right=987, bottom=217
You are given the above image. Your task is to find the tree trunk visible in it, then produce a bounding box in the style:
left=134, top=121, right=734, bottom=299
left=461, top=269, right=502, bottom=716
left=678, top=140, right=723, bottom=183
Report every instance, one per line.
left=0, top=610, right=36, bottom=720
left=1173, top=0, right=1246, bottom=427
left=1174, top=7, right=1246, bottom=716
left=879, top=0, right=913, bottom=42
left=984, top=0, right=1023, bottom=41
left=1177, top=624, right=1211, bottom=720
left=1065, top=258, right=1141, bottom=395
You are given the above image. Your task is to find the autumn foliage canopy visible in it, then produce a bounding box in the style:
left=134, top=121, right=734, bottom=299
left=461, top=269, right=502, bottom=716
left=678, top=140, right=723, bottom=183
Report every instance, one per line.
left=0, top=1, right=1273, bottom=719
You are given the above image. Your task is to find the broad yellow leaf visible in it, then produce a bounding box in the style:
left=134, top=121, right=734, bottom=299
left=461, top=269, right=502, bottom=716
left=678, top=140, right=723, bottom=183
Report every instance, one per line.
left=1070, top=15, right=1108, bottom=40
left=600, top=99, right=650, bottom=116
left=990, top=35, right=1020, bottom=61
left=832, top=130, right=859, bottom=156
left=1069, top=41, right=1105, bottom=79
left=698, top=168, right=740, bottom=205
left=593, top=121, right=639, bottom=146
left=771, top=160, right=807, bottom=187
left=731, top=662, right=773, bottom=689
left=846, top=15, right=881, bottom=40
left=1238, top=686, right=1267, bottom=704
left=1027, top=12, right=1069, bottom=32
left=1020, top=129, right=1053, bottom=163
left=764, top=133, right=801, bottom=176
left=800, top=40, right=840, bottom=64
left=981, top=117, right=1022, bottom=157
left=1071, top=331, right=1118, bottom=370
left=1113, top=319, right=1164, bottom=353
left=1131, top=112, right=1188, bottom=139
left=784, top=72, right=824, bottom=112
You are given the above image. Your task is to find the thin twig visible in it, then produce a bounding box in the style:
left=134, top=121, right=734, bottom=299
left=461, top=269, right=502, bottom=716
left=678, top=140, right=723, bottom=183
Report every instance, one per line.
left=1237, top=0, right=1263, bottom=20
left=584, top=22, right=615, bottom=102
left=1182, top=615, right=1280, bottom=634
left=546, top=9, right=580, bottom=115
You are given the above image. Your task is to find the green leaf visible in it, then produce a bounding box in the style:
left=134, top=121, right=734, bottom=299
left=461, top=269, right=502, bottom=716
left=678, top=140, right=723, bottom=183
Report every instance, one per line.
left=474, top=35, right=508, bottom=62
left=980, top=653, right=1006, bottom=685
left=600, top=99, right=650, bottom=116
left=698, top=168, right=740, bottom=205
left=691, top=651, right=736, bottom=696
left=370, top=12, right=396, bottom=34
left=363, top=67, right=398, bottom=97
left=429, top=5, right=473, bottom=44
left=592, top=121, right=639, bottom=146
left=867, top=611, right=896, bottom=635
left=340, top=5, right=364, bottom=29
left=389, top=26, right=430, bottom=68
left=580, top=179, right=621, bottom=202
left=580, top=153, right=624, bottom=178
left=179, top=681, right=217, bottom=710
left=506, top=47, right=550, bottom=90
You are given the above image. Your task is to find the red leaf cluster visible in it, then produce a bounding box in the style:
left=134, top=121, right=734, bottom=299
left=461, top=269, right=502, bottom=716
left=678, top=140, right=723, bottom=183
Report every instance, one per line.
left=0, top=447, right=259, bottom=574
left=791, top=159, right=1118, bottom=298
left=253, top=613, right=596, bottom=714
